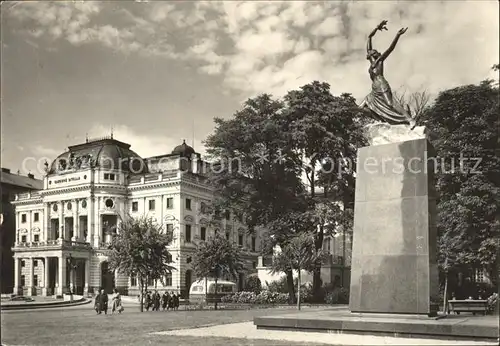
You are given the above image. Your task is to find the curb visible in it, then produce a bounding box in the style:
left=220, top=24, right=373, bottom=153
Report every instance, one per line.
left=1, top=298, right=91, bottom=311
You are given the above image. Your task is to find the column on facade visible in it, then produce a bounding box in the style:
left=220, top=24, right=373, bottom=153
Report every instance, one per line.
left=57, top=256, right=67, bottom=295
left=44, top=203, right=50, bottom=241
left=13, top=258, right=19, bottom=294
left=15, top=212, right=20, bottom=244
left=44, top=257, right=50, bottom=295
left=28, top=211, right=32, bottom=243
left=94, top=197, right=100, bottom=247
left=73, top=199, right=78, bottom=241
left=58, top=201, right=64, bottom=240
left=84, top=258, right=90, bottom=295
left=160, top=195, right=164, bottom=229
left=88, top=197, right=94, bottom=243
left=29, top=257, right=35, bottom=296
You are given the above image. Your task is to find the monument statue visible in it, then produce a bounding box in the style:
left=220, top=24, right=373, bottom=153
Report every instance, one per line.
left=360, top=20, right=417, bottom=130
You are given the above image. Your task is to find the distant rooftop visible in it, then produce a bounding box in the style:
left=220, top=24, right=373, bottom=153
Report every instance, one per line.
left=0, top=168, right=43, bottom=190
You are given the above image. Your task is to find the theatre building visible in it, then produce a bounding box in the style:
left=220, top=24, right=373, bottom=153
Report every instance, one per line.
left=11, top=136, right=261, bottom=297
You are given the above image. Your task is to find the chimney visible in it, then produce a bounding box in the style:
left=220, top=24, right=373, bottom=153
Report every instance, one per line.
left=28, top=173, right=35, bottom=179
left=1, top=168, right=11, bottom=174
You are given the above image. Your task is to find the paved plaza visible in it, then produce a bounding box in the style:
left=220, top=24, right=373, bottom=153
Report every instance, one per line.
left=1, top=304, right=496, bottom=346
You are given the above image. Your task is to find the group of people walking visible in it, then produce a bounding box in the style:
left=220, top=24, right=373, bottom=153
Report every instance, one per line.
left=144, top=290, right=179, bottom=311
left=94, top=288, right=124, bottom=315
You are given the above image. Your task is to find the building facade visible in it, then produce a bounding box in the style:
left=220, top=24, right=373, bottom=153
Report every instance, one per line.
left=11, top=137, right=261, bottom=297
left=1, top=168, right=43, bottom=294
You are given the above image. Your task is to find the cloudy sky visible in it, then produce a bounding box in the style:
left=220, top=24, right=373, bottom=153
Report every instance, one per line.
left=1, top=1, right=498, bottom=177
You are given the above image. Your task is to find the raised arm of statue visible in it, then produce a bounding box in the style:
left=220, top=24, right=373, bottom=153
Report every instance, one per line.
left=367, top=20, right=388, bottom=52
left=378, top=27, right=408, bottom=62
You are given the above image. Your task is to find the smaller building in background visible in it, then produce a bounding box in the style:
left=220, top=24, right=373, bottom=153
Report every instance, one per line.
left=1, top=168, right=43, bottom=294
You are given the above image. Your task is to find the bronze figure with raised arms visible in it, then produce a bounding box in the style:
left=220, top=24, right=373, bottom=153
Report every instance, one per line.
left=360, top=20, right=416, bottom=129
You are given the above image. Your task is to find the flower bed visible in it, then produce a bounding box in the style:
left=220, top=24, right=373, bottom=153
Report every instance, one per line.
left=221, top=291, right=289, bottom=305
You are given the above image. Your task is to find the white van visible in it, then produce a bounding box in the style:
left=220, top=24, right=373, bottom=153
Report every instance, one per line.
left=189, top=279, right=237, bottom=302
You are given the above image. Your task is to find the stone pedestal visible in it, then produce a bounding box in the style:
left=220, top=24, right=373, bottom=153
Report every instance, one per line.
left=349, top=138, right=439, bottom=316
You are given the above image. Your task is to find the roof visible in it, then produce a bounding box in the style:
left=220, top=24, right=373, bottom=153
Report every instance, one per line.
left=171, top=140, right=195, bottom=157
left=48, top=136, right=148, bottom=175
left=0, top=169, right=43, bottom=190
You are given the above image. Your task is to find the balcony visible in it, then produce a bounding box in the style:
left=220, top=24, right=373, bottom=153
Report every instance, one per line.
left=13, top=239, right=92, bottom=251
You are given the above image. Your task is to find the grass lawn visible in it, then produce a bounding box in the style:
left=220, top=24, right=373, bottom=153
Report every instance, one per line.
left=1, top=304, right=330, bottom=346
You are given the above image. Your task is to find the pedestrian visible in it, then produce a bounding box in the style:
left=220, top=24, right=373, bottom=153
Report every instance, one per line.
left=111, top=289, right=123, bottom=314
left=94, top=291, right=101, bottom=314
left=145, top=291, right=152, bottom=311
left=99, top=289, right=108, bottom=315
left=161, top=292, right=168, bottom=311
left=156, top=291, right=162, bottom=311
left=173, top=292, right=179, bottom=311
left=168, top=291, right=175, bottom=310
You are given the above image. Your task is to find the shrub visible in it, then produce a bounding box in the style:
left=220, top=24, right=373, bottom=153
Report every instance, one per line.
left=487, top=293, right=498, bottom=314
left=265, top=276, right=289, bottom=293
left=221, top=290, right=289, bottom=305
left=245, top=276, right=262, bottom=294
left=299, top=282, right=315, bottom=303
left=325, top=287, right=350, bottom=304
left=220, top=294, right=234, bottom=303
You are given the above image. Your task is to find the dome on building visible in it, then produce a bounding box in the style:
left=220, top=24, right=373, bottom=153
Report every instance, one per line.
left=48, top=137, right=148, bottom=175
left=171, top=140, right=195, bottom=157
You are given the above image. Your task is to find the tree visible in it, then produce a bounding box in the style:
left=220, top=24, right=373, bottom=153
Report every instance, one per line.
left=421, top=72, right=500, bottom=295
left=283, top=82, right=368, bottom=299
left=191, top=233, right=245, bottom=310
left=204, top=94, right=306, bottom=303
left=267, top=212, right=325, bottom=310
left=108, top=215, right=175, bottom=312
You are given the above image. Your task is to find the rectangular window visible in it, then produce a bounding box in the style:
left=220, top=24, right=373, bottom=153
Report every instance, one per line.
left=226, top=232, right=230, bottom=240
left=20, top=275, right=25, bottom=287
left=185, top=198, right=192, bottom=210
left=34, top=234, right=40, bottom=242
left=166, top=224, right=174, bottom=235
left=251, top=237, right=256, bottom=252
left=130, top=276, right=137, bottom=287
left=104, top=173, right=115, bottom=180
left=21, top=214, right=27, bottom=223
left=21, top=260, right=25, bottom=267
left=147, top=277, right=154, bottom=286
left=132, top=202, right=138, bottom=212
left=33, top=275, right=38, bottom=287
left=185, top=225, right=191, bottom=243
left=166, top=198, right=173, bottom=209
left=238, top=234, right=243, bottom=246
left=21, top=235, right=27, bottom=243
left=149, top=200, right=155, bottom=211
left=200, top=227, right=206, bottom=241
left=34, top=260, right=38, bottom=267
left=34, top=213, right=39, bottom=222
left=164, top=273, right=172, bottom=286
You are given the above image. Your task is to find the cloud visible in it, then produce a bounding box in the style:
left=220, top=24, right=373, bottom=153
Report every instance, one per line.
left=7, top=1, right=499, bottom=101
left=32, top=145, right=61, bottom=158
left=88, top=124, right=206, bottom=159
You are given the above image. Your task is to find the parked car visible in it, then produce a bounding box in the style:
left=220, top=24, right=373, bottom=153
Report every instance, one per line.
left=189, top=279, right=237, bottom=303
